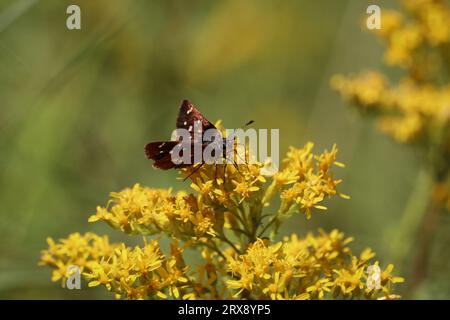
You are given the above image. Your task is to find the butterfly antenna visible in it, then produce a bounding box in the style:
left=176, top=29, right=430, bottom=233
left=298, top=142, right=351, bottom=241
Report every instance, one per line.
left=242, top=120, right=254, bottom=129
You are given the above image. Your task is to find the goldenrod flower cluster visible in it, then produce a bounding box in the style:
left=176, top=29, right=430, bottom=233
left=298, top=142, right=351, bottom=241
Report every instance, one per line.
left=227, top=231, right=403, bottom=300
left=40, top=233, right=117, bottom=283
left=331, top=0, right=450, bottom=147
left=88, top=186, right=217, bottom=239
left=40, top=233, right=194, bottom=299
left=40, top=141, right=403, bottom=299
left=265, top=143, right=348, bottom=221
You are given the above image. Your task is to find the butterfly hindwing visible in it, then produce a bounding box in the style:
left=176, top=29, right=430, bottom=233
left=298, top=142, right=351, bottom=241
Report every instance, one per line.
left=144, top=141, right=180, bottom=170
left=145, top=140, right=202, bottom=170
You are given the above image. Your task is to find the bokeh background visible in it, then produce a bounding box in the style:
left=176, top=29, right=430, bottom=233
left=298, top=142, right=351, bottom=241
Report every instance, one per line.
left=0, top=0, right=448, bottom=299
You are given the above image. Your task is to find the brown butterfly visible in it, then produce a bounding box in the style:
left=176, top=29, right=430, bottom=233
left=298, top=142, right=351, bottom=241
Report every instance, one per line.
left=145, top=100, right=252, bottom=180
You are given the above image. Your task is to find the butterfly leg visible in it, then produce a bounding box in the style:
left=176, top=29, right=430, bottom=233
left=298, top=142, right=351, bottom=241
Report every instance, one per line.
left=233, top=160, right=245, bottom=178
left=230, top=139, right=250, bottom=173
left=214, top=162, right=222, bottom=186
left=235, top=150, right=251, bottom=173
left=223, top=163, right=227, bottom=184
left=183, top=162, right=205, bottom=181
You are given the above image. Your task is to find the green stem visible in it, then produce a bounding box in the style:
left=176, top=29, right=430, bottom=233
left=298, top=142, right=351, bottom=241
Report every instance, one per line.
left=389, top=167, right=433, bottom=274
left=233, top=208, right=252, bottom=236
left=219, top=235, right=241, bottom=254
left=408, top=199, right=442, bottom=294
left=257, top=214, right=278, bottom=238
left=201, top=242, right=226, bottom=260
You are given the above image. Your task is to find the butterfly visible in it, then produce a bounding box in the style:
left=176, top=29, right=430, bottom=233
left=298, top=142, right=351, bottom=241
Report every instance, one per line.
left=145, top=99, right=252, bottom=180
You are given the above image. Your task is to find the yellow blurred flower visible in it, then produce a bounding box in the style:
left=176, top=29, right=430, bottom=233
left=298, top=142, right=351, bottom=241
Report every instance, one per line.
left=332, top=1, right=450, bottom=147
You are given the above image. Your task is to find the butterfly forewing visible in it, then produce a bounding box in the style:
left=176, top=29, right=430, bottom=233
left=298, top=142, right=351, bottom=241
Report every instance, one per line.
left=176, top=100, right=217, bottom=142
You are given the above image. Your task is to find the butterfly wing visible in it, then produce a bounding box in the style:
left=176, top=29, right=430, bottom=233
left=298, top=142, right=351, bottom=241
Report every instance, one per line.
left=176, top=100, right=216, bottom=142
left=145, top=140, right=202, bottom=170
left=145, top=141, right=181, bottom=170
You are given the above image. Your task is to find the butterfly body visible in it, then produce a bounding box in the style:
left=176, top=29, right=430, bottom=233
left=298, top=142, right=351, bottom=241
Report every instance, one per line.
left=145, top=100, right=227, bottom=170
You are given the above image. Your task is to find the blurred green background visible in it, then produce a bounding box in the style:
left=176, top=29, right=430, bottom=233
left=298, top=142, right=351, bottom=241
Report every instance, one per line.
left=0, top=0, right=448, bottom=299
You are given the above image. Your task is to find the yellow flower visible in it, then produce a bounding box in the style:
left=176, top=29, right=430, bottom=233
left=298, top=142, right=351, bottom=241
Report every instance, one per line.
left=380, top=264, right=405, bottom=287
left=331, top=71, right=387, bottom=106
left=297, top=192, right=327, bottom=219
left=190, top=178, right=214, bottom=196
left=273, top=143, right=347, bottom=220
left=232, top=180, right=260, bottom=203
left=385, top=24, right=422, bottom=67
left=306, top=279, right=333, bottom=299
left=262, top=272, right=285, bottom=300
left=272, top=169, right=298, bottom=187
left=333, top=258, right=365, bottom=296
